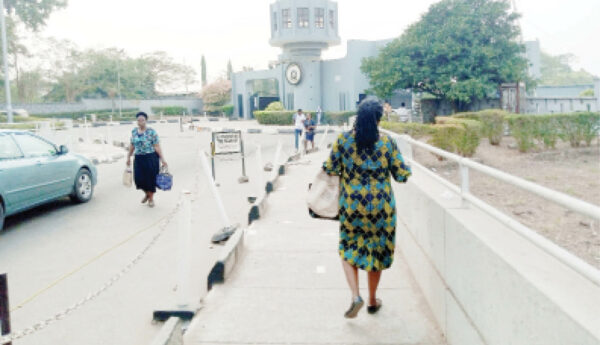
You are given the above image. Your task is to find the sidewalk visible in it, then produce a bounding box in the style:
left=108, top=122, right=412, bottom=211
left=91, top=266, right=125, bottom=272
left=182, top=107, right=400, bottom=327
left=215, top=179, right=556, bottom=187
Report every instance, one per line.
left=183, top=149, right=446, bottom=344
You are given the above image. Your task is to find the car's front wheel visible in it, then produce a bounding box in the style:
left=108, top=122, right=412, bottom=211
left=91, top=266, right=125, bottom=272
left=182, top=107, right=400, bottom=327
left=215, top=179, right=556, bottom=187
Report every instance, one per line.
left=70, top=169, right=94, bottom=203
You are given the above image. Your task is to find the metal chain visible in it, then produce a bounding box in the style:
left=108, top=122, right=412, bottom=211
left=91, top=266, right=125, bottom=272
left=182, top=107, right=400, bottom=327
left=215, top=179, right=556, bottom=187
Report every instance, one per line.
left=1, top=140, right=206, bottom=345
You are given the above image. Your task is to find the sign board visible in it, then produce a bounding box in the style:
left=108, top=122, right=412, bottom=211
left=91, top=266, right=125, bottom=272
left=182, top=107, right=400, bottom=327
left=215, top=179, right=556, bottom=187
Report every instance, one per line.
left=213, top=131, right=242, bottom=155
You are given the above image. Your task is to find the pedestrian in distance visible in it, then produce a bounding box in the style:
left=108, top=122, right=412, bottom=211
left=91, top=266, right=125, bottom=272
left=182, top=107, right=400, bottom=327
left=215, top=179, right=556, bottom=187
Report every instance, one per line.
left=323, top=98, right=411, bottom=318
left=126, top=112, right=168, bottom=208
left=293, top=108, right=306, bottom=152
left=303, top=112, right=316, bottom=152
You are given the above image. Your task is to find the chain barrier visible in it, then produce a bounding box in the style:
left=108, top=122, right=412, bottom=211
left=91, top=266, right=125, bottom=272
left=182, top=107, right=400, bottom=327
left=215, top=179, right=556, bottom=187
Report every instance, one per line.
left=1, top=141, right=206, bottom=345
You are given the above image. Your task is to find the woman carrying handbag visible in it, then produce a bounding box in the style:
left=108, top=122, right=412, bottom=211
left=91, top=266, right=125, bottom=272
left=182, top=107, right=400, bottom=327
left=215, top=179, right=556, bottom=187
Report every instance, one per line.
left=322, top=98, right=411, bottom=318
left=126, top=112, right=168, bottom=208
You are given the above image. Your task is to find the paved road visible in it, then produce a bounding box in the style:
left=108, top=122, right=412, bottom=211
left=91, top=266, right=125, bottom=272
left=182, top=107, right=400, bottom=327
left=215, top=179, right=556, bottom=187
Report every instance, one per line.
left=0, top=121, right=338, bottom=345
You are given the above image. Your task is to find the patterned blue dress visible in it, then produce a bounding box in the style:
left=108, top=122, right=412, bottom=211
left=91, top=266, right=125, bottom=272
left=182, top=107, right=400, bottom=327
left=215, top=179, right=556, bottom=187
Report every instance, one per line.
left=131, top=128, right=160, bottom=192
left=323, top=132, right=411, bottom=271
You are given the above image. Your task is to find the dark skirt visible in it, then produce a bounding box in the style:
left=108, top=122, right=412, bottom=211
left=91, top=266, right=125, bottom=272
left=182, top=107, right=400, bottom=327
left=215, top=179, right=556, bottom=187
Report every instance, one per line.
left=134, top=152, right=159, bottom=192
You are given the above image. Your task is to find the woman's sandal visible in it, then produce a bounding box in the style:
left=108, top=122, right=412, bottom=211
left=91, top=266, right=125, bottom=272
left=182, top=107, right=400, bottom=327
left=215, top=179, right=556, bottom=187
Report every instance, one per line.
left=344, top=296, right=364, bottom=318
left=367, top=299, right=382, bottom=314
left=148, top=200, right=155, bottom=208
left=141, top=196, right=149, bottom=204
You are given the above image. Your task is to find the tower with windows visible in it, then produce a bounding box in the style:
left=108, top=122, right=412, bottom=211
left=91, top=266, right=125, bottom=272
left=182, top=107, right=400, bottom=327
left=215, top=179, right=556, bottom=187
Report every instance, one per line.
left=268, top=0, right=340, bottom=111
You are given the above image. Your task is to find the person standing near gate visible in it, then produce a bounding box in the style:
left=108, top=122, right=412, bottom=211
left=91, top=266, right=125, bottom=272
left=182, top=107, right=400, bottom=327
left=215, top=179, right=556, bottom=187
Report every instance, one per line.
left=293, top=108, right=306, bottom=152
left=303, top=112, right=316, bottom=152
left=126, top=112, right=168, bottom=208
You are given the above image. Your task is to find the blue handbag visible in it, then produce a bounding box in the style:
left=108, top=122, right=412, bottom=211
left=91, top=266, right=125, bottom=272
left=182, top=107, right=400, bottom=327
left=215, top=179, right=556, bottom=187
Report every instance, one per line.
left=156, top=166, right=173, bottom=191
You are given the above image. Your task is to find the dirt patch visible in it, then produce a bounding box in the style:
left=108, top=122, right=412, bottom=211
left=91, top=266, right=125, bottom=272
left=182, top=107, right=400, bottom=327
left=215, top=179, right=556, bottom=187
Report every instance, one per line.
left=411, top=136, right=600, bottom=269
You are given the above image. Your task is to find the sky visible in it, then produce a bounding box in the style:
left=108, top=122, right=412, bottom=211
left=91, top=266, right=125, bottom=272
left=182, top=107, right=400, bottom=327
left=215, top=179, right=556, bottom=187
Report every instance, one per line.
left=37, top=0, right=600, bottom=91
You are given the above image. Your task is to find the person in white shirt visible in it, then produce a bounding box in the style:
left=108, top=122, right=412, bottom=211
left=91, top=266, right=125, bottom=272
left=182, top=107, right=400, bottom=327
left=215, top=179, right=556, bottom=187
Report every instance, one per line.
left=293, top=108, right=306, bottom=151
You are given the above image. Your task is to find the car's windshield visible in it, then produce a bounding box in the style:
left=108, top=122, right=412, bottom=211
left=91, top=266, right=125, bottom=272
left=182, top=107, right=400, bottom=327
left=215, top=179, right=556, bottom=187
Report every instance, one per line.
left=12, top=133, right=57, bottom=157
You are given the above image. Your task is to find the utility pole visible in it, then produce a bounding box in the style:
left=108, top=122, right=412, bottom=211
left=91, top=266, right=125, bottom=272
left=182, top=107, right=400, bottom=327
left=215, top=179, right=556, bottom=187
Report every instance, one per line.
left=0, top=0, right=13, bottom=123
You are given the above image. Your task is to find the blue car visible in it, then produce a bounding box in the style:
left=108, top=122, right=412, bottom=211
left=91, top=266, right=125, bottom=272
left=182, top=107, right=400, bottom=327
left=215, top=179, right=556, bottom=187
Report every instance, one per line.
left=0, top=130, right=98, bottom=230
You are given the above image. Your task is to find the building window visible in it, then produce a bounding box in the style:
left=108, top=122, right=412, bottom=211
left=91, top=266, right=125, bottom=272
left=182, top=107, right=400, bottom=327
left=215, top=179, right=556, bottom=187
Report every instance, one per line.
left=587, top=104, right=591, bottom=112
left=329, top=10, right=335, bottom=29
left=273, top=12, right=277, bottom=31
left=282, top=9, right=291, bottom=29
left=297, top=8, right=309, bottom=28
left=315, top=8, right=325, bottom=29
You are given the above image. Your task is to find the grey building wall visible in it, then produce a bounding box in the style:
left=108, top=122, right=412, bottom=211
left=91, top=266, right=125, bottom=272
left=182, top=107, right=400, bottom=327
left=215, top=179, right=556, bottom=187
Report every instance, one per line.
left=533, top=84, right=594, bottom=98
left=525, top=97, right=597, bottom=114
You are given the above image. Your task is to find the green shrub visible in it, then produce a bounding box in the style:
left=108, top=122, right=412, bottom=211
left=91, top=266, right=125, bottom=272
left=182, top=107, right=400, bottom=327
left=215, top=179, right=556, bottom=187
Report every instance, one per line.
left=431, top=117, right=482, bottom=157
left=0, top=122, right=36, bottom=130
left=31, top=109, right=138, bottom=121
left=265, top=101, right=284, bottom=111
left=254, top=111, right=296, bottom=125
left=380, top=121, right=434, bottom=139
left=533, top=115, right=559, bottom=149
left=222, top=104, right=234, bottom=116
left=555, top=112, right=600, bottom=147
left=506, top=115, right=537, bottom=152
left=151, top=106, right=187, bottom=115
left=321, top=111, right=356, bottom=125
left=454, top=109, right=507, bottom=145
left=429, top=124, right=462, bottom=153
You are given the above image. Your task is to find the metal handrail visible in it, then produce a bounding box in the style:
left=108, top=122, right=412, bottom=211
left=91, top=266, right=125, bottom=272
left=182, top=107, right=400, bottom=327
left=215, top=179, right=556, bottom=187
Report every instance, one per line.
left=381, top=129, right=600, bottom=286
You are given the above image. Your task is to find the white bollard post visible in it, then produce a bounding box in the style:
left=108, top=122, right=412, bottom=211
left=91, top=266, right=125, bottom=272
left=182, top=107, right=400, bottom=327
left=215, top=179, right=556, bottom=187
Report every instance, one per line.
left=199, top=151, right=232, bottom=228
left=255, top=144, right=264, bottom=199
left=318, top=124, right=330, bottom=149
left=177, top=190, right=192, bottom=308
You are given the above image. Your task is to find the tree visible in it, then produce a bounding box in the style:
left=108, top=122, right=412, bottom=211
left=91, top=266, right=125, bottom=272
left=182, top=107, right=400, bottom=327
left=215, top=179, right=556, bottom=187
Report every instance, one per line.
left=201, top=55, right=207, bottom=87
left=539, top=52, right=596, bottom=86
left=200, top=78, right=231, bottom=112
left=227, top=59, right=233, bottom=81
left=44, top=47, right=196, bottom=102
left=361, top=0, right=529, bottom=112
left=4, top=0, right=67, bottom=31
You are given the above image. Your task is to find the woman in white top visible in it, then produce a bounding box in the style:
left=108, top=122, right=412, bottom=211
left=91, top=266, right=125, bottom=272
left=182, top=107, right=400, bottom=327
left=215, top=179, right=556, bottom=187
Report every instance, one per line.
left=293, top=109, right=306, bottom=151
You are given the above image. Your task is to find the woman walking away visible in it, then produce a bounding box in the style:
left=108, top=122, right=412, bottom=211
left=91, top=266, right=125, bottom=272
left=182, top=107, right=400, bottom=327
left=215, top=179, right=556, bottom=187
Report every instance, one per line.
left=126, top=112, right=168, bottom=208
left=323, top=98, right=411, bottom=318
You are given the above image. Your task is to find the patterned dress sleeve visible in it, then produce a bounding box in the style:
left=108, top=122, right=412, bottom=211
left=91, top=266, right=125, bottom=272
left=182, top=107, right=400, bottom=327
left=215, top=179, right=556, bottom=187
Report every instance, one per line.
left=322, top=133, right=343, bottom=176
left=389, top=137, right=411, bottom=183
left=150, top=129, right=159, bottom=145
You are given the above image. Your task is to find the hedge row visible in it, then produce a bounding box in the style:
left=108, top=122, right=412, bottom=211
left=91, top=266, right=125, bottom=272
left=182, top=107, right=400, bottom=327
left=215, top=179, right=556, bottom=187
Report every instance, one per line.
left=381, top=118, right=482, bottom=157
left=253, top=110, right=356, bottom=126
left=151, top=106, right=187, bottom=115
left=30, top=109, right=138, bottom=121
left=506, top=112, right=600, bottom=152
left=254, top=111, right=295, bottom=125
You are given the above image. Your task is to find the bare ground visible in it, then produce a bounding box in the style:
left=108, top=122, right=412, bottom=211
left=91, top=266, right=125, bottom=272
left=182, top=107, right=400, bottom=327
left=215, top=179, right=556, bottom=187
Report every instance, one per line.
left=411, top=136, right=600, bottom=269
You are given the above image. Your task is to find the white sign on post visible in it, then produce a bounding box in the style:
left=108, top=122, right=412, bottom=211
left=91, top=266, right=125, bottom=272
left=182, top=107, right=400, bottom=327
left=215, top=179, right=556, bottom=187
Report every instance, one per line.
left=213, top=131, right=242, bottom=155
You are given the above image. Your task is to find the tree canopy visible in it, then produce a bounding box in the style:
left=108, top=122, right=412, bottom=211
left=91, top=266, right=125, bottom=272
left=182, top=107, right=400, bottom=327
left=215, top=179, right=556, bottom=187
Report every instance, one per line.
left=5, top=0, right=67, bottom=31
left=539, top=52, right=596, bottom=86
left=361, top=0, right=529, bottom=111
left=201, top=78, right=231, bottom=111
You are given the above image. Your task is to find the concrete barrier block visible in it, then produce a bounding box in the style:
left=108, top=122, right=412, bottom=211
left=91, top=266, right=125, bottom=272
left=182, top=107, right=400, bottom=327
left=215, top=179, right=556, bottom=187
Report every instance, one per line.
left=207, top=226, right=245, bottom=291
left=150, top=317, right=183, bottom=345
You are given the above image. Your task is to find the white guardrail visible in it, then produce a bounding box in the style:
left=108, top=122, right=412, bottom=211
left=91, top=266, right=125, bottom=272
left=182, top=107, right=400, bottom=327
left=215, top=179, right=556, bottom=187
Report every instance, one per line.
left=381, top=129, right=600, bottom=287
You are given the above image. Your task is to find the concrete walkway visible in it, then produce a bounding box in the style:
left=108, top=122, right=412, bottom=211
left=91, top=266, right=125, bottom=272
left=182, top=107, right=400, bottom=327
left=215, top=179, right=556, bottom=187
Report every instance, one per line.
left=184, top=149, right=446, bottom=345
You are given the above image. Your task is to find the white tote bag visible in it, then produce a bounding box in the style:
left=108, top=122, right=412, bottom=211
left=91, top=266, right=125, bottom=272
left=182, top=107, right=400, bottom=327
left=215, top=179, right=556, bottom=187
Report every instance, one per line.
left=307, top=170, right=340, bottom=219
left=123, top=168, right=133, bottom=187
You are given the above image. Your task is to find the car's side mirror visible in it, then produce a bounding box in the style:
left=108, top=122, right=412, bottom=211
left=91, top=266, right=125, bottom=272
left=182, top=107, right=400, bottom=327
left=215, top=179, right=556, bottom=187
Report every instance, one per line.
left=59, top=145, right=69, bottom=155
